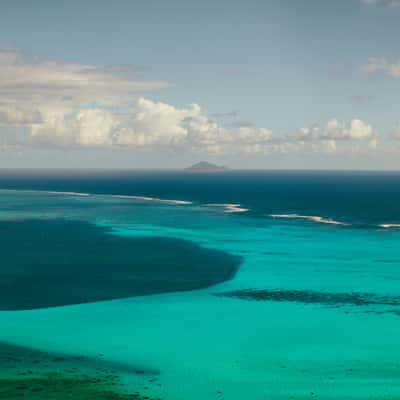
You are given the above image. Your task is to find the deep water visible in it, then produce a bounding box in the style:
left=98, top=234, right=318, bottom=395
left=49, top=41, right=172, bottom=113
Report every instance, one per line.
left=1, top=169, right=400, bottom=225
left=0, top=170, right=400, bottom=399
left=0, top=219, right=240, bottom=310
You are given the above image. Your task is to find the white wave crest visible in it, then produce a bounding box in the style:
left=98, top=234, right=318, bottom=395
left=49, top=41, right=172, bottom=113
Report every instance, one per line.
left=0, top=189, right=91, bottom=197
left=46, top=190, right=91, bottom=197
left=108, top=194, right=192, bottom=205
left=0, top=189, right=192, bottom=205
left=378, top=224, right=400, bottom=229
left=269, top=214, right=348, bottom=226
left=206, top=203, right=249, bottom=213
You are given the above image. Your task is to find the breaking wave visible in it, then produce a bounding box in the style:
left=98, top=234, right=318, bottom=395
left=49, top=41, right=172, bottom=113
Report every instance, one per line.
left=205, top=203, right=250, bottom=213
left=106, top=194, right=192, bottom=205
left=2, top=189, right=400, bottom=229
left=269, top=214, right=348, bottom=226
left=0, top=189, right=192, bottom=205
left=378, top=224, right=400, bottom=229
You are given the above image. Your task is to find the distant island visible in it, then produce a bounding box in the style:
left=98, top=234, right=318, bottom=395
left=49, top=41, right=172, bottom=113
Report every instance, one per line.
left=185, top=161, right=228, bottom=172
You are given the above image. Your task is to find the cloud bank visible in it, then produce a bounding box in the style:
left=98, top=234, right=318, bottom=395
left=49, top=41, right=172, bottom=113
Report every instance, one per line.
left=28, top=98, right=275, bottom=155
left=0, top=47, right=382, bottom=158
left=0, top=46, right=169, bottom=126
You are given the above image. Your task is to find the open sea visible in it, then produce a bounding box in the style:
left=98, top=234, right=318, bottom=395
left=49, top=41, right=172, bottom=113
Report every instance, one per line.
left=1, top=170, right=400, bottom=399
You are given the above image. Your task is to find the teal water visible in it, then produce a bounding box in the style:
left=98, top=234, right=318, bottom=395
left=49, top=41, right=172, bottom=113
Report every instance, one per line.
left=1, top=174, right=400, bottom=399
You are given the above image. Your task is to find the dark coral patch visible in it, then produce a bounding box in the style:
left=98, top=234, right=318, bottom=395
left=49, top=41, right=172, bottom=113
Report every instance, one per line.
left=214, top=289, right=400, bottom=308
left=0, top=342, right=161, bottom=400
left=0, top=374, right=157, bottom=400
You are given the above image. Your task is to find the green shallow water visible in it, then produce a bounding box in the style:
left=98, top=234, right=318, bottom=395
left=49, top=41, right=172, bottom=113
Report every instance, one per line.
left=0, top=189, right=400, bottom=399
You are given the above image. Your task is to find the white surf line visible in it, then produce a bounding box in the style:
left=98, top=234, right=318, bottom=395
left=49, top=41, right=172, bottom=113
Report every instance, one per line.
left=46, top=190, right=91, bottom=197
left=205, top=203, right=250, bottom=213
left=378, top=224, right=400, bottom=229
left=0, top=189, right=91, bottom=197
left=224, top=204, right=250, bottom=213
left=269, top=213, right=348, bottom=226
left=107, top=194, right=192, bottom=205
left=0, top=188, right=192, bottom=205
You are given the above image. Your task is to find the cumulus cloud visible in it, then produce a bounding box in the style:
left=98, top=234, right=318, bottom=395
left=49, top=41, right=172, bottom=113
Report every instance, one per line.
left=362, top=57, right=400, bottom=78
left=28, top=98, right=275, bottom=155
left=0, top=47, right=381, bottom=158
left=288, top=118, right=375, bottom=141
left=0, top=105, right=42, bottom=125
left=2, top=95, right=378, bottom=156
left=287, top=118, right=377, bottom=150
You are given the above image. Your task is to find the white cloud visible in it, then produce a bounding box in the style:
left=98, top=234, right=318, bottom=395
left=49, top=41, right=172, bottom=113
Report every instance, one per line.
left=288, top=118, right=375, bottom=141
left=362, top=57, right=400, bottom=78
left=328, top=118, right=374, bottom=140
left=1, top=93, right=380, bottom=157
left=0, top=105, right=42, bottom=125
left=368, top=138, right=378, bottom=149
left=29, top=98, right=275, bottom=154
left=287, top=118, right=377, bottom=152
left=0, top=48, right=278, bottom=155
left=0, top=47, right=382, bottom=159
left=0, top=46, right=169, bottom=127
left=30, top=108, right=120, bottom=148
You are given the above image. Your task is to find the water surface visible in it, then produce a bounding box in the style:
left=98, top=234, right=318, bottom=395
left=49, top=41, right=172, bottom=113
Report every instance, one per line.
left=0, top=171, right=400, bottom=399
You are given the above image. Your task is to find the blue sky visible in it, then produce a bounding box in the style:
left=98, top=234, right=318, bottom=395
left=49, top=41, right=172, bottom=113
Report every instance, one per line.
left=0, top=0, right=400, bottom=169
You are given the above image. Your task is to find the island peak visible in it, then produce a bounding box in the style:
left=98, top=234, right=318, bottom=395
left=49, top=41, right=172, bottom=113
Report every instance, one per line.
left=185, top=161, right=228, bottom=172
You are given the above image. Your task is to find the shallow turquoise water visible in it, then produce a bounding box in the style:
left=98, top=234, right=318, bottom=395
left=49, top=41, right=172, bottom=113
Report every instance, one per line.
left=1, top=187, right=400, bottom=399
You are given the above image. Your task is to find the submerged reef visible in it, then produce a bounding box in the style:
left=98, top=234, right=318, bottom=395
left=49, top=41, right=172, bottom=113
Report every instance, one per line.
left=0, top=374, right=156, bottom=400
left=0, top=218, right=241, bottom=310
left=0, top=342, right=161, bottom=400
left=214, top=289, right=400, bottom=309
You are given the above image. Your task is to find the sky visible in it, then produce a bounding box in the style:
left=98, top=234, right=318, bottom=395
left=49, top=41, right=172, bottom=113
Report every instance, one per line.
left=0, top=0, right=400, bottom=169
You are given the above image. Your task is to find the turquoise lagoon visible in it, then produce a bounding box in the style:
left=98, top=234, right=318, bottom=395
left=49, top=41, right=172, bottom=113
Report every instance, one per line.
left=1, top=172, right=400, bottom=399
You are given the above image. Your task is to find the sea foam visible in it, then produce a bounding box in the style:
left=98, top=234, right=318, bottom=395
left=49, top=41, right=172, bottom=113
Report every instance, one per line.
left=1, top=189, right=91, bottom=197
left=0, top=189, right=192, bottom=205
left=378, top=224, right=400, bottom=229
left=107, top=194, right=192, bottom=205
left=269, top=214, right=348, bottom=226
left=205, top=203, right=250, bottom=213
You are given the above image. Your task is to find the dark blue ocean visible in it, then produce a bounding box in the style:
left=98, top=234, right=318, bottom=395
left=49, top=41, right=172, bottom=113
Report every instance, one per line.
left=1, top=170, right=400, bottom=226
